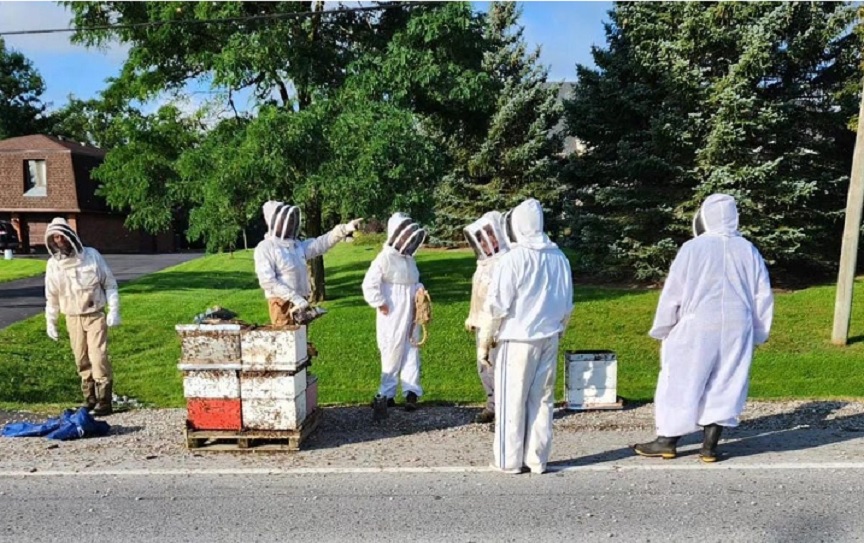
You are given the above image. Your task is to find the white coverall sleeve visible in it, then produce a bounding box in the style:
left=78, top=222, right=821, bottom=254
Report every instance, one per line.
left=478, top=260, right=512, bottom=350
left=45, top=259, right=60, bottom=340
left=751, top=253, right=774, bottom=345
left=361, top=254, right=387, bottom=308
left=95, top=251, right=121, bottom=325
left=253, top=244, right=308, bottom=307
left=649, top=249, right=688, bottom=340
left=302, top=223, right=353, bottom=261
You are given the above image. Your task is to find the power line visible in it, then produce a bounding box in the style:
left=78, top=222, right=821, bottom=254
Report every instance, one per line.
left=0, top=2, right=427, bottom=37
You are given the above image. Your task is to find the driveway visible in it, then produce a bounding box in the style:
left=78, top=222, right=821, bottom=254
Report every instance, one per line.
left=0, top=253, right=202, bottom=330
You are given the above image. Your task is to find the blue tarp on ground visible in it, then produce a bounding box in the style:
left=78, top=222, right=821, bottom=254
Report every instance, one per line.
left=1, top=407, right=110, bottom=440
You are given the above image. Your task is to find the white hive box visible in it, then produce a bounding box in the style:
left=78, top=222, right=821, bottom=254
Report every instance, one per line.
left=564, top=350, right=622, bottom=410
left=175, top=324, right=242, bottom=366
left=182, top=370, right=241, bottom=399
left=240, top=369, right=308, bottom=399
left=242, top=394, right=308, bottom=430
left=240, top=326, right=308, bottom=371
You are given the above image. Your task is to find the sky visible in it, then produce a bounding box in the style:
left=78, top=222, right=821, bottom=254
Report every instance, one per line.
left=0, top=1, right=614, bottom=113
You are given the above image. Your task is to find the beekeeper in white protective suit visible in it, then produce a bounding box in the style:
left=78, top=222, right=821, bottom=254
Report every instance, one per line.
left=254, top=201, right=362, bottom=326
left=464, top=211, right=510, bottom=424
left=362, top=213, right=427, bottom=413
left=44, top=218, right=120, bottom=416
left=479, top=199, right=573, bottom=474
left=633, top=193, right=773, bottom=463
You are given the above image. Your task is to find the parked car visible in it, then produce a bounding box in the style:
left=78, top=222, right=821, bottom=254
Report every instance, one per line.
left=0, top=220, right=20, bottom=250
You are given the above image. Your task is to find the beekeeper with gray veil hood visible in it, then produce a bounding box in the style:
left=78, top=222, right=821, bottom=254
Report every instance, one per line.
left=479, top=199, right=573, bottom=474
left=464, top=211, right=510, bottom=424
left=633, top=193, right=773, bottom=463
left=254, top=201, right=362, bottom=325
left=362, top=212, right=428, bottom=412
left=44, top=217, right=120, bottom=416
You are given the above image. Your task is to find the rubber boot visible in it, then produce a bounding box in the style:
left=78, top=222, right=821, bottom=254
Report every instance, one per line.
left=405, top=391, right=418, bottom=412
left=91, top=380, right=113, bottom=417
left=699, top=424, right=723, bottom=463
left=80, top=380, right=97, bottom=412
left=632, top=436, right=680, bottom=459
left=372, top=394, right=389, bottom=422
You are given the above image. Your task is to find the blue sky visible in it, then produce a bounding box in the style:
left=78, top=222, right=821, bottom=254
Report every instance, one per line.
left=0, top=1, right=613, bottom=112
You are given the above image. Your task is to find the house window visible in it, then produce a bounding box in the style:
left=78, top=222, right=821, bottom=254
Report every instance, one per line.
left=24, top=159, right=47, bottom=197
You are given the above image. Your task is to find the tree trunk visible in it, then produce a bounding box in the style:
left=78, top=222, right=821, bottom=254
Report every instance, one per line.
left=305, top=195, right=326, bottom=303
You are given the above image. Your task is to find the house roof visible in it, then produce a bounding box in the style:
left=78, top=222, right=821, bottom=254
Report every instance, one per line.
left=0, top=134, right=106, bottom=158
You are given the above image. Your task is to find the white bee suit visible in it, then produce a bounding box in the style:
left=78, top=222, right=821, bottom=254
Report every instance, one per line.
left=362, top=213, right=427, bottom=400
left=464, top=211, right=510, bottom=413
left=482, top=199, right=573, bottom=474
left=649, top=194, right=774, bottom=437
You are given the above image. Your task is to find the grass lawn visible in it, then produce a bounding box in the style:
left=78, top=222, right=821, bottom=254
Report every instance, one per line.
left=2, top=242, right=864, bottom=411
left=0, top=258, right=46, bottom=283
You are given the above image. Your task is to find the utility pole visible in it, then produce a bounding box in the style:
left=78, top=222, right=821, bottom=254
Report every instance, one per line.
left=832, top=90, right=864, bottom=345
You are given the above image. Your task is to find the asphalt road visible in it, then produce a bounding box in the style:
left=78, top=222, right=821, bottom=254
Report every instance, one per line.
left=0, top=469, right=861, bottom=542
left=0, top=254, right=201, bottom=329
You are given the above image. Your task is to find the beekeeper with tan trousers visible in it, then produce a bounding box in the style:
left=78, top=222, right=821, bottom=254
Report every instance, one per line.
left=44, top=217, right=120, bottom=416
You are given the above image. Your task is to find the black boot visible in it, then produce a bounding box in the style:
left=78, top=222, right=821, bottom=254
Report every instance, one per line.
left=405, top=391, right=418, bottom=412
left=700, top=424, right=723, bottom=463
left=91, top=380, right=113, bottom=417
left=633, top=436, right=680, bottom=459
left=372, top=394, right=389, bottom=422
left=80, top=380, right=97, bottom=412
left=474, top=409, right=495, bottom=424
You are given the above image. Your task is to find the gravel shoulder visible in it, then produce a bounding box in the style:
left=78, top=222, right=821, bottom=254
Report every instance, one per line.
left=3, top=400, right=864, bottom=473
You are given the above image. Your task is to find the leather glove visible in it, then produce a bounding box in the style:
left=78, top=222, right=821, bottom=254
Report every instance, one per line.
left=47, top=322, right=59, bottom=341
left=346, top=218, right=363, bottom=233
left=107, top=310, right=121, bottom=327
left=464, top=320, right=475, bottom=333
left=477, top=346, right=492, bottom=369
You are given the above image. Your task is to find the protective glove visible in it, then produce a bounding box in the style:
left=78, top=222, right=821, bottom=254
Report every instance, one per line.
left=477, top=346, right=492, bottom=369
left=107, top=310, right=121, bottom=327
left=345, top=218, right=363, bottom=233
left=46, top=305, right=59, bottom=341
left=464, top=319, right=475, bottom=333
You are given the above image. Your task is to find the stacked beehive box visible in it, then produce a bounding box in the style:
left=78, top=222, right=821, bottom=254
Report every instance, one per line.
left=177, top=324, right=318, bottom=433
left=563, top=350, right=622, bottom=410
left=176, top=324, right=243, bottom=431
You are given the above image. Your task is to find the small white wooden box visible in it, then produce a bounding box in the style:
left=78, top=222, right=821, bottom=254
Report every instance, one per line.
left=240, top=369, right=307, bottom=399
left=564, top=350, right=621, bottom=410
left=175, top=324, right=242, bottom=365
left=182, top=370, right=241, bottom=399
left=240, top=326, right=308, bottom=371
left=242, top=394, right=308, bottom=430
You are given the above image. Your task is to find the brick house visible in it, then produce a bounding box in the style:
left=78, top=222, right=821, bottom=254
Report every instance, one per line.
left=0, top=134, right=174, bottom=254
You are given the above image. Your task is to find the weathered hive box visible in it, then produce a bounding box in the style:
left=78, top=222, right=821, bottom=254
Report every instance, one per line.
left=305, top=373, right=318, bottom=414
left=242, top=394, right=308, bottom=431
left=240, top=326, right=308, bottom=371
left=176, top=324, right=242, bottom=365
left=240, top=369, right=307, bottom=399
left=564, top=350, right=621, bottom=410
left=181, top=369, right=242, bottom=431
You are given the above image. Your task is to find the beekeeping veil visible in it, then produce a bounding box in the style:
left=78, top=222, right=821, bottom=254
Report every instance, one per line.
left=45, top=217, right=83, bottom=259
left=502, top=209, right=519, bottom=246
left=262, top=200, right=301, bottom=240
left=464, top=211, right=509, bottom=260
left=386, top=213, right=426, bottom=257
left=692, top=194, right=740, bottom=238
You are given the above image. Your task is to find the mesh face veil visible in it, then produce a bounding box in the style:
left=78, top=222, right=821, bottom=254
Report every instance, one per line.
left=389, top=219, right=426, bottom=256
left=270, top=204, right=302, bottom=240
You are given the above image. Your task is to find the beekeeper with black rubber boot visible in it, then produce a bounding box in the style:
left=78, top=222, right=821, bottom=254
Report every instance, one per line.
left=464, top=211, right=510, bottom=424
left=633, top=193, right=774, bottom=462
left=254, top=200, right=362, bottom=325
left=44, top=218, right=120, bottom=416
left=362, top=212, right=427, bottom=413
left=480, top=199, right=573, bottom=474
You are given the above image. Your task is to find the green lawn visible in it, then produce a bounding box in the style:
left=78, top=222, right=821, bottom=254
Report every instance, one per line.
left=2, top=243, right=864, bottom=411
left=0, top=258, right=46, bottom=283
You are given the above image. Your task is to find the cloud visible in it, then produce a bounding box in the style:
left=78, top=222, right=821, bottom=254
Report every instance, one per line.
left=0, top=1, right=128, bottom=61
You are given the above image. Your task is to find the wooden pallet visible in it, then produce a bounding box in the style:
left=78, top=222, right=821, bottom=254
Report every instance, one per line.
left=185, top=408, right=322, bottom=452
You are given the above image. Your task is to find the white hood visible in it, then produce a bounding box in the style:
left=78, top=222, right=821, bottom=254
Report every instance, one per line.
left=464, top=211, right=510, bottom=260
left=263, top=200, right=301, bottom=240
left=692, top=193, right=740, bottom=237
left=507, top=199, right=557, bottom=250
left=385, top=212, right=426, bottom=257
left=45, top=217, right=83, bottom=259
